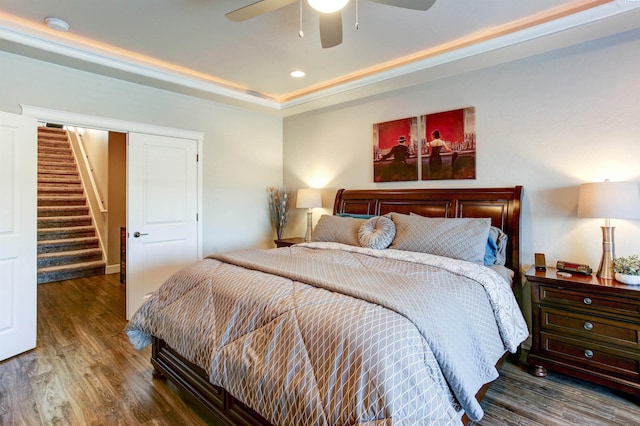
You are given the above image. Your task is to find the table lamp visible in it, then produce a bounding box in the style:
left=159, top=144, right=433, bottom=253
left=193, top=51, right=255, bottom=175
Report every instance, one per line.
left=577, top=180, right=640, bottom=279
left=296, top=188, right=322, bottom=242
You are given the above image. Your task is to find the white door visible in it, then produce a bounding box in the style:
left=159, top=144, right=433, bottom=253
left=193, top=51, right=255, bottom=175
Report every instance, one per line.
left=0, top=111, right=37, bottom=361
left=126, top=133, right=199, bottom=319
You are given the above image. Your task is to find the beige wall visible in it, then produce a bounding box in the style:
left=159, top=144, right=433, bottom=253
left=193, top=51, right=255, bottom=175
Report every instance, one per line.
left=283, top=28, right=640, bottom=277
left=81, top=128, right=109, bottom=207
left=107, top=132, right=126, bottom=267
left=0, top=50, right=283, bottom=255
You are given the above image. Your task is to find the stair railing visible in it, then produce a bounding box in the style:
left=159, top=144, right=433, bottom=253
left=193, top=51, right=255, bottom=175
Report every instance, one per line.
left=67, top=127, right=107, bottom=213
left=66, top=127, right=108, bottom=264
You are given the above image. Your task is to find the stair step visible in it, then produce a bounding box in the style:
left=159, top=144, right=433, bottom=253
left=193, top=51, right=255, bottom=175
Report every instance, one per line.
left=38, top=138, right=69, bottom=147
left=38, top=174, right=80, bottom=182
left=38, top=155, right=75, bottom=165
left=38, top=176, right=82, bottom=185
left=37, top=260, right=106, bottom=284
left=38, top=226, right=96, bottom=240
left=38, top=195, right=87, bottom=207
left=38, top=237, right=100, bottom=254
left=38, top=167, right=79, bottom=176
left=38, top=186, right=84, bottom=196
left=38, top=145, right=71, bottom=154
left=38, top=180, right=82, bottom=189
left=38, top=134, right=68, bottom=140
left=38, top=206, right=89, bottom=217
left=38, top=248, right=103, bottom=268
left=38, top=215, right=92, bottom=228
left=38, top=161, right=76, bottom=170
left=38, top=127, right=67, bottom=135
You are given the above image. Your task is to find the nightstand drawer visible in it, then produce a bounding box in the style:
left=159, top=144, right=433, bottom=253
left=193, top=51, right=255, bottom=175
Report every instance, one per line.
left=539, top=286, right=640, bottom=318
left=540, top=306, right=640, bottom=349
left=541, top=332, right=640, bottom=381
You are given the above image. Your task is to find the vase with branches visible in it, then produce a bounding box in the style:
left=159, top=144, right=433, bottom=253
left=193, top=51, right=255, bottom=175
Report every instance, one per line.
left=267, top=186, right=292, bottom=240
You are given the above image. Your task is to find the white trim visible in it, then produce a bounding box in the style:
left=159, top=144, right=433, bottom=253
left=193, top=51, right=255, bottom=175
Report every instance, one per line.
left=280, top=2, right=640, bottom=112
left=3, top=2, right=638, bottom=113
left=21, top=105, right=204, bottom=140
left=21, top=105, right=204, bottom=262
left=0, top=24, right=280, bottom=110
left=105, top=264, right=120, bottom=275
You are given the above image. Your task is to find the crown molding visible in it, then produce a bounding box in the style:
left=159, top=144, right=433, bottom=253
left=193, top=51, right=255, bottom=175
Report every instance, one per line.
left=1, top=1, right=638, bottom=115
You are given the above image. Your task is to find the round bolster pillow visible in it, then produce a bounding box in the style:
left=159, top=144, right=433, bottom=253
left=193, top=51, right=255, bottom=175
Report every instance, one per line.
left=358, top=216, right=396, bottom=250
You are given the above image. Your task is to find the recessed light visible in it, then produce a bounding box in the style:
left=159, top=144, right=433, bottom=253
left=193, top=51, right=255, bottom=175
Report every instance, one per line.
left=290, top=70, right=306, bottom=78
left=45, top=17, right=70, bottom=32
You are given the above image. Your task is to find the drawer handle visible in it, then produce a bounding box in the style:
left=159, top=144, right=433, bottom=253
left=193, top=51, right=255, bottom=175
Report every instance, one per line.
left=584, top=349, right=594, bottom=358
left=583, top=297, right=592, bottom=305
left=583, top=322, right=593, bottom=331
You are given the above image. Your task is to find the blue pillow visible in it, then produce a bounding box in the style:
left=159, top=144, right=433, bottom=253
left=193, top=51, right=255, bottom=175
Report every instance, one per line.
left=484, top=234, right=498, bottom=266
left=337, top=213, right=376, bottom=219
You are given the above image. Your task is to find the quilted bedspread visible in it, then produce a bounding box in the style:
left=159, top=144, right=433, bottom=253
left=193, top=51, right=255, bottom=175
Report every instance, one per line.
left=126, top=242, right=528, bottom=425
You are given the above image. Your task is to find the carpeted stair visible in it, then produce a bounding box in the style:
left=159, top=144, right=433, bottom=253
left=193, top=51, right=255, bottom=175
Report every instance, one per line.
left=37, top=126, right=106, bottom=284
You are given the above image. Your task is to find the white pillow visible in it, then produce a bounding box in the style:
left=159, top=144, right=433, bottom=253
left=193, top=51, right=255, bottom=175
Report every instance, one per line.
left=358, top=216, right=396, bottom=250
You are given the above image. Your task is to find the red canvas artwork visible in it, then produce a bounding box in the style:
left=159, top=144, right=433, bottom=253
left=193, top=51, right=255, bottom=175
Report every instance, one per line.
left=421, top=107, right=476, bottom=180
left=373, top=117, right=418, bottom=182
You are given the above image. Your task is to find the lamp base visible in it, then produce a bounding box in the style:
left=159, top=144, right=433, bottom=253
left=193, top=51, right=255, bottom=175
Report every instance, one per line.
left=596, top=226, right=615, bottom=280
left=304, top=210, right=313, bottom=242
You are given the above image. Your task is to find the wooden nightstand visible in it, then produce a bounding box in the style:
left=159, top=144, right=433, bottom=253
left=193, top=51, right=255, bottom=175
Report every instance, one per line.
left=526, top=266, right=640, bottom=396
left=274, top=237, right=305, bottom=248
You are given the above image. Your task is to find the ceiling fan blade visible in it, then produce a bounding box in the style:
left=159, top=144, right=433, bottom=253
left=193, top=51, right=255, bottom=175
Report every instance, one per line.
left=368, top=0, right=436, bottom=11
left=319, top=12, right=343, bottom=49
left=225, top=0, right=297, bottom=22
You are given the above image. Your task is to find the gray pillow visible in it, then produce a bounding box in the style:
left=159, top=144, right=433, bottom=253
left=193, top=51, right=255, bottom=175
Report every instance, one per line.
left=312, top=215, right=365, bottom=246
left=358, top=216, right=396, bottom=250
left=388, top=213, right=491, bottom=264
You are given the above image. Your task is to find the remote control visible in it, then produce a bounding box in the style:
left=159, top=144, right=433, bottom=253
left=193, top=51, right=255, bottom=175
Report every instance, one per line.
left=556, top=271, right=572, bottom=277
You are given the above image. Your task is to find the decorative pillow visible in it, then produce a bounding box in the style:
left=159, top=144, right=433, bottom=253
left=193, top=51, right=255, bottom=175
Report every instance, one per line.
left=337, top=213, right=376, bottom=219
left=484, top=234, right=499, bottom=266
left=312, top=215, right=366, bottom=246
left=389, top=213, right=491, bottom=264
left=358, top=216, right=396, bottom=250
left=489, top=226, right=508, bottom=265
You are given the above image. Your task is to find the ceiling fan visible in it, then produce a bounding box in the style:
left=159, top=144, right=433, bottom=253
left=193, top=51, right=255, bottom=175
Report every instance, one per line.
left=226, top=0, right=436, bottom=49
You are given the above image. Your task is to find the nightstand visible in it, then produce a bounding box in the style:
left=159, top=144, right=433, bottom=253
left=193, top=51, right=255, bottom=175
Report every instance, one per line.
left=274, top=237, right=305, bottom=248
left=526, top=266, right=640, bottom=396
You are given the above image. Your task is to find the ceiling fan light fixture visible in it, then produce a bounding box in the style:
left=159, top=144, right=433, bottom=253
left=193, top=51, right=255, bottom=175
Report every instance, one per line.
left=308, top=0, right=349, bottom=14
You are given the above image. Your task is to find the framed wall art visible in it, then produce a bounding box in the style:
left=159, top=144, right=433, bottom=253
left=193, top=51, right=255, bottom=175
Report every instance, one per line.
left=373, top=116, right=418, bottom=182
left=421, top=107, right=476, bottom=181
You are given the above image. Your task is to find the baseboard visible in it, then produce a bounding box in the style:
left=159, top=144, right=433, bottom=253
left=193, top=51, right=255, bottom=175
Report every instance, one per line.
left=106, top=264, right=120, bottom=274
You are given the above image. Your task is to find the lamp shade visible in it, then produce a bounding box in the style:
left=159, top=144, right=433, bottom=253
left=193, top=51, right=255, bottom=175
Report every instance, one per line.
left=296, top=188, right=322, bottom=209
left=577, top=181, right=640, bottom=219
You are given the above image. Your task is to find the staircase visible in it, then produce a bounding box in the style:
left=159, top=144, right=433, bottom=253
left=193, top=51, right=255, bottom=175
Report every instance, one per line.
left=37, top=126, right=106, bottom=284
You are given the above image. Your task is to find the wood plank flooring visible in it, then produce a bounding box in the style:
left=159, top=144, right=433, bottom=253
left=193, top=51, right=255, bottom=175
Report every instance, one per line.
left=1, top=274, right=638, bottom=425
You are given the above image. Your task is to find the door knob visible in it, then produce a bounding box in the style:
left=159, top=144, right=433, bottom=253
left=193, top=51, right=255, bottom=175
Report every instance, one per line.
left=133, top=231, right=149, bottom=238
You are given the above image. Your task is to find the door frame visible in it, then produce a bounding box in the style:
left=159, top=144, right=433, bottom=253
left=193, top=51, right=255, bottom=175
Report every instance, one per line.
left=20, top=104, right=204, bottom=277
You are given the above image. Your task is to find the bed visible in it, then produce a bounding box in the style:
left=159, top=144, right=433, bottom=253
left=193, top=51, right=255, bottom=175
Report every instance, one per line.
left=126, top=186, right=528, bottom=425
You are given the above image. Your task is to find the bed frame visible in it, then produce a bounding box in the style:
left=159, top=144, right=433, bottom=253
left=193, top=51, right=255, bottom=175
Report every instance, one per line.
left=150, top=186, right=524, bottom=425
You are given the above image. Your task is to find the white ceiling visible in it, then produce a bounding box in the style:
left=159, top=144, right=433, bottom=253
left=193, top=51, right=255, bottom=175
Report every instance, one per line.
left=0, top=0, right=638, bottom=114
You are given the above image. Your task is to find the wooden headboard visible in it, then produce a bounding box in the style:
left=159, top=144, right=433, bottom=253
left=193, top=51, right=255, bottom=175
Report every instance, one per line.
left=333, top=186, right=523, bottom=284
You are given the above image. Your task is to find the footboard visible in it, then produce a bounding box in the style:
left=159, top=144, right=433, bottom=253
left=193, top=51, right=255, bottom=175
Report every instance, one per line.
left=151, top=337, right=507, bottom=425
left=151, top=337, right=270, bottom=426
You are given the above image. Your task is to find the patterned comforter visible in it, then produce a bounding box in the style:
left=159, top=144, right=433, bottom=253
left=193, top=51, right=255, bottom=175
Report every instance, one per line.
left=126, top=242, right=528, bottom=425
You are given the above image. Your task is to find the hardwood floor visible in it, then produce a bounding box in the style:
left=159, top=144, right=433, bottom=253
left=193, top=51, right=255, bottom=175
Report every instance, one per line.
left=0, top=274, right=638, bottom=425
left=476, top=355, right=640, bottom=426
left=0, top=274, right=210, bottom=425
